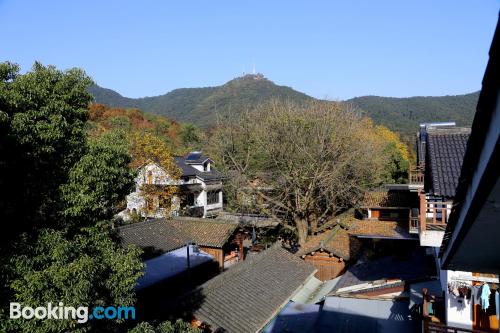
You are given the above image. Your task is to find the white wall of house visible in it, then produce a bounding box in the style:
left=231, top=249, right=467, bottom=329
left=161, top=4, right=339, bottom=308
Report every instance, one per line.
left=420, top=230, right=445, bottom=247
left=126, top=162, right=223, bottom=218
left=190, top=160, right=210, bottom=172
left=126, top=163, right=179, bottom=217
left=135, top=163, right=179, bottom=187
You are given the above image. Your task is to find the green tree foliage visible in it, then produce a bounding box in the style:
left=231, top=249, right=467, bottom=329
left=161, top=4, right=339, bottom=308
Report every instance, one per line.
left=60, top=131, right=135, bottom=227
left=179, top=123, right=202, bottom=147
left=3, top=227, right=143, bottom=333
left=0, top=61, right=92, bottom=233
left=0, top=62, right=143, bottom=332
left=372, top=124, right=409, bottom=183
left=128, top=320, right=201, bottom=333
left=348, top=92, right=479, bottom=141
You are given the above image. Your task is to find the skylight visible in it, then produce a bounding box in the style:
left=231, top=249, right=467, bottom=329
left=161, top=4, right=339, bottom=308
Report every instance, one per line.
left=186, top=151, right=202, bottom=161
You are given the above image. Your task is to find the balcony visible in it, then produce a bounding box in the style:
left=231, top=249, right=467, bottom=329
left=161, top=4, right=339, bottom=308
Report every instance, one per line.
left=408, top=165, right=425, bottom=192
left=409, top=165, right=425, bottom=185
left=411, top=195, right=452, bottom=246
left=421, top=201, right=450, bottom=232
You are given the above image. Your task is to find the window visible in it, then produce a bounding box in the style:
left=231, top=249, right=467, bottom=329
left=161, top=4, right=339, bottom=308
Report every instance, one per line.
left=146, top=197, right=155, bottom=211
left=203, top=162, right=209, bottom=172
left=159, top=196, right=171, bottom=209
left=146, top=171, right=153, bottom=184
left=207, top=191, right=219, bottom=205
left=187, top=193, right=196, bottom=206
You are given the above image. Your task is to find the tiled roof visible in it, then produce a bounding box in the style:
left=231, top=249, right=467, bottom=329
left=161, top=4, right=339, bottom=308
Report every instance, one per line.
left=117, top=218, right=238, bottom=253
left=361, top=190, right=416, bottom=208
left=118, top=219, right=187, bottom=253
left=331, top=248, right=437, bottom=294
left=297, top=226, right=362, bottom=261
left=168, top=218, right=238, bottom=248
left=426, top=128, right=470, bottom=198
left=189, top=245, right=316, bottom=333
left=174, top=157, right=223, bottom=181
left=348, top=220, right=416, bottom=240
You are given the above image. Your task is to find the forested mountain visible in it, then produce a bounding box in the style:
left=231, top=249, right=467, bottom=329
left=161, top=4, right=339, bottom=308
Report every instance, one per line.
left=347, top=92, right=479, bottom=140
left=89, top=74, right=313, bottom=126
left=89, top=75, right=479, bottom=138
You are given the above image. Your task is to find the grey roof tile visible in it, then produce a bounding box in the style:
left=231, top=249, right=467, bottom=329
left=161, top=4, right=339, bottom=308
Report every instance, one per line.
left=426, top=128, right=470, bottom=198
left=118, top=219, right=187, bottom=253
left=117, top=218, right=238, bottom=253
left=188, top=245, right=316, bottom=333
left=174, top=156, right=224, bottom=181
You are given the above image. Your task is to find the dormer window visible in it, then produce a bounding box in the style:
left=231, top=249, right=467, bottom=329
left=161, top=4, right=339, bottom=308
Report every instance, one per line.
left=203, top=161, right=210, bottom=172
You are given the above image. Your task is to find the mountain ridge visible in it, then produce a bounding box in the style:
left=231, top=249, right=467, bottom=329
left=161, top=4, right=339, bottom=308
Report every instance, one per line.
left=89, top=75, right=479, bottom=139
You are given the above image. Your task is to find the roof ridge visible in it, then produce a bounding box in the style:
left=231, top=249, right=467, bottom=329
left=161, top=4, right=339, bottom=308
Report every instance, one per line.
left=322, top=225, right=342, bottom=245
left=116, top=218, right=164, bottom=230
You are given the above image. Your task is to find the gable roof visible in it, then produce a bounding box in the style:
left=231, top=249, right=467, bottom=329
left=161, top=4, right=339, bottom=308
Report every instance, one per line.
left=174, top=156, right=223, bottom=182
left=361, top=190, right=416, bottom=208
left=188, top=245, right=316, bottom=333
left=117, top=218, right=238, bottom=253
left=426, top=127, right=470, bottom=198
left=297, top=226, right=362, bottom=261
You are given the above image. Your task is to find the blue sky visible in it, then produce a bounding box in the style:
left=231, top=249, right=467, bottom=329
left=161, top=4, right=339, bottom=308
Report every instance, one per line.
left=0, top=1, right=498, bottom=99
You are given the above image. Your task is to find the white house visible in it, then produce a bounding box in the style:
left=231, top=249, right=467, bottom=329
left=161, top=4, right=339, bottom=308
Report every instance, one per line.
left=126, top=151, right=224, bottom=218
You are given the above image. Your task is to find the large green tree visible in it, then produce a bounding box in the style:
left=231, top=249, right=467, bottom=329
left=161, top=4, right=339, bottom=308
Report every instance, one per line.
left=0, top=62, right=143, bottom=332
left=0, top=61, right=91, bottom=235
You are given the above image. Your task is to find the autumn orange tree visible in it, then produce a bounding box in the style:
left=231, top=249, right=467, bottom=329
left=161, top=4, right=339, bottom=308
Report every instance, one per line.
left=129, top=132, right=181, bottom=216
left=374, top=124, right=409, bottom=183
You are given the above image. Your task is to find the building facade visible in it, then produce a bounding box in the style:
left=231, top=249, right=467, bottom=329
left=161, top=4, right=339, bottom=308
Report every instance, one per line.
left=126, top=151, right=224, bottom=219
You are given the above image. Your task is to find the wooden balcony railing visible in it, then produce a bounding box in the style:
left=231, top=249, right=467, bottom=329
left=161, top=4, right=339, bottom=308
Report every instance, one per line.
left=418, top=192, right=452, bottom=232
left=409, top=165, right=425, bottom=185
left=409, top=208, right=419, bottom=234
left=421, top=201, right=451, bottom=232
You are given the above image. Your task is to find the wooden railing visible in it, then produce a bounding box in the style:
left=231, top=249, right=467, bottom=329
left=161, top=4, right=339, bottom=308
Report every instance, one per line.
left=419, top=197, right=452, bottom=232
left=409, top=165, right=425, bottom=185
left=409, top=208, right=419, bottom=233
left=424, top=202, right=451, bottom=232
